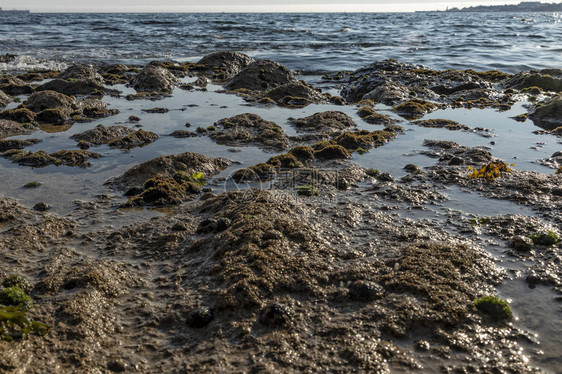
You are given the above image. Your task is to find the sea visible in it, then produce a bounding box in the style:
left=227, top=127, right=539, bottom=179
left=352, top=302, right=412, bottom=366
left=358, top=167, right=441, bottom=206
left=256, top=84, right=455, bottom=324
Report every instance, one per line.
left=0, top=11, right=561, bottom=74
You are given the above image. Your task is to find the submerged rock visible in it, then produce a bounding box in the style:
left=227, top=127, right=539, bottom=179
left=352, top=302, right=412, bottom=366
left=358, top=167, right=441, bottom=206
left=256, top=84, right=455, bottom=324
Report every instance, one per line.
left=226, top=59, right=296, bottom=91
left=211, top=113, right=289, bottom=151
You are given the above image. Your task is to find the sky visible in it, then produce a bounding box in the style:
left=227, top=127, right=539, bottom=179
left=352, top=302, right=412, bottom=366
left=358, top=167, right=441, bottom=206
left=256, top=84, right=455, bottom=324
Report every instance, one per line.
left=0, top=0, right=539, bottom=12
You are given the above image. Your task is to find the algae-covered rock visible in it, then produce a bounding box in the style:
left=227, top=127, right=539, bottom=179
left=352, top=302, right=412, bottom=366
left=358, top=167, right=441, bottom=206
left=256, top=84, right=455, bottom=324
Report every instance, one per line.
left=226, top=59, right=296, bottom=91
left=1, top=149, right=100, bottom=167
left=474, top=296, right=512, bottom=322
left=0, top=90, right=11, bottom=108
left=529, top=94, right=562, bottom=130
left=314, top=144, right=350, bottom=160
left=0, top=108, right=36, bottom=123
left=291, top=111, right=356, bottom=133
left=0, top=75, right=33, bottom=95
left=0, top=286, right=32, bottom=309
left=126, top=175, right=202, bottom=206
left=0, top=119, right=32, bottom=138
left=37, top=78, right=106, bottom=96
left=334, top=129, right=397, bottom=151
left=265, top=81, right=326, bottom=106
left=132, top=65, right=177, bottom=93
left=1, top=275, right=31, bottom=292
left=59, top=64, right=103, bottom=82
left=412, top=119, right=470, bottom=131
left=0, top=138, right=41, bottom=152
left=71, top=125, right=134, bottom=145
left=506, top=70, right=562, bottom=92
left=25, top=90, right=77, bottom=114
left=106, top=152, right=231, bottom=191
left=393, top=99, right=437, bottom=119
left=50, top=150, right=102, bottom=167
left=197, top=51, right=254, bottom=81
left=211, top=113, right=289, bottom=151
left=1, top=150, right=57, bottom=167
left=107, top=129, right=159, bottom=149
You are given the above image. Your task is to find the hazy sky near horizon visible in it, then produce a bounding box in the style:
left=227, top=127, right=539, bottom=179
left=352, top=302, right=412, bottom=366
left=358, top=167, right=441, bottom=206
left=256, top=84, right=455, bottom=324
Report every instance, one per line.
left=0, top=0, right=527, bottom=12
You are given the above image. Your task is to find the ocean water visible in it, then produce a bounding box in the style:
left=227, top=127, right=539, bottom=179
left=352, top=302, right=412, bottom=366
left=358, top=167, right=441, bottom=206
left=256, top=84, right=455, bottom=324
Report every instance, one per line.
left=0, top=11, right=561, bottom=73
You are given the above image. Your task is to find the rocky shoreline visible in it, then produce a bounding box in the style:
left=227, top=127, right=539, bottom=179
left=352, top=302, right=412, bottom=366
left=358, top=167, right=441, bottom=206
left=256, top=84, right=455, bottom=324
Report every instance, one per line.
left=0, top=51, right=561, bottom=373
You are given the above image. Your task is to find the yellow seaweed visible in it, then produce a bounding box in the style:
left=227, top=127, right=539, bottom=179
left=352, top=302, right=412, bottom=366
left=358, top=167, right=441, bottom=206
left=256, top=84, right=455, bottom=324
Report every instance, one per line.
left=467, top=162, right=515, bottom=181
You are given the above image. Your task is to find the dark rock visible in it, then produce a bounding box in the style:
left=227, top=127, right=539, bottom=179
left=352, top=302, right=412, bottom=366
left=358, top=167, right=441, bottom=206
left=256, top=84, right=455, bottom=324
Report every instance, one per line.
left=0, top=75, right=33, bottom=95
left=216, top=218, right=232, bottom=232
left=132, top=65, right=177, bottom=93
left=378, top=172, right=395, bottom=182
left=186, top=306, right=214, bottom=328
left=142, top=107, right=168, bottom=114
left=169, top=130, right=197, bottom=138
left=349, top=280, right=384, bottom=302
left=258, top=303, right=292, bottom=327
left=107, top=359, right=128, bottom=372
left=226, top=60, right=296, bottom=91
left=197, top=218, right=218, bottom=233
left=128, top=115, right=141, bottom=122
left=33, top=202, right=51, bottom=211
left=511, top=236, right=534, bottom=252
left=198, top=51, right=254, bottom=81
left=529, top=94, right=562, bottom=130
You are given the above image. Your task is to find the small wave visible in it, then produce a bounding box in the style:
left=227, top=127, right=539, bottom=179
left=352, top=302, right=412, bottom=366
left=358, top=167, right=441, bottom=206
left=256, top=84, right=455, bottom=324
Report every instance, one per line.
left=0, top=55, right=68, bottom=72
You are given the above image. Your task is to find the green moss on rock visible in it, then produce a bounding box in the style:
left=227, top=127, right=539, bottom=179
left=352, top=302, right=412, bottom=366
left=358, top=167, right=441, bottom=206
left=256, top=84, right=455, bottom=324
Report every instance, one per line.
left=0, top=287, right=32, bottom=310
left=474, top=296, right=512, bottom=322
left=529, top=230, right=559, bottom=246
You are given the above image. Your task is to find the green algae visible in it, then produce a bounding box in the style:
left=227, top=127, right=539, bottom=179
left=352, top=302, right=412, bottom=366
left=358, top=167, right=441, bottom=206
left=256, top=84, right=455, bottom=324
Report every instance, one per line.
left=474, top=296, right=512, bottom=322
left=0, top=305, right=50, bottom=341
left=529, top=230, right=559, bottom=246
left=0, top=286, right=32, bottom=310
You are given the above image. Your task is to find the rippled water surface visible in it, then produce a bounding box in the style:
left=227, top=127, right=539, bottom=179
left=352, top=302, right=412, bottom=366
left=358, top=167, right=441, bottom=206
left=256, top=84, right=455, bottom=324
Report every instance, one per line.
left=0, top=12, right=561, bottom=72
